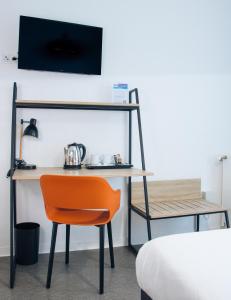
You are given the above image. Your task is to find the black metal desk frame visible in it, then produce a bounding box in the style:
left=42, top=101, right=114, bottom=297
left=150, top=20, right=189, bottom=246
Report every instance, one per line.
left=8, top=83, right=152, bottom=288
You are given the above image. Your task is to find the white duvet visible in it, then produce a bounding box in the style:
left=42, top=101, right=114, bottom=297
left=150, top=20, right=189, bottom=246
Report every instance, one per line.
left=136, top=229, right=231, bottom=300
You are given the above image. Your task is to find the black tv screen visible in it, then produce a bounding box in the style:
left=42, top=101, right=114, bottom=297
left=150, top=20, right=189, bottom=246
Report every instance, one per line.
left=18, top=16, right=103, bottom=75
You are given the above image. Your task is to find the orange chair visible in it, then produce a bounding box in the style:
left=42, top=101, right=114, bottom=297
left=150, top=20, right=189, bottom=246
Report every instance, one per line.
left=40, top=175, right=120, bottom=294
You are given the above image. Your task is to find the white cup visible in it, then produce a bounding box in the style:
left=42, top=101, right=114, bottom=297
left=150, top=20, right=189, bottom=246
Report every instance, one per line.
left=90, top=154, right=101, bottom=165
left=101, top=154, right=114, bottom=165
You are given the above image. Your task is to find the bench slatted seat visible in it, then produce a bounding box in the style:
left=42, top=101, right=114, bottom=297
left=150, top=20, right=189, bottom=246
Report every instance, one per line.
left=132, top=179, right=229, bottom=227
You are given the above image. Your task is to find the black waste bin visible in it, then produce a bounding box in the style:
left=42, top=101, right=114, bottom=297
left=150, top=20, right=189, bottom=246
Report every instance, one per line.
left=15, top=222, right=40, bottom=265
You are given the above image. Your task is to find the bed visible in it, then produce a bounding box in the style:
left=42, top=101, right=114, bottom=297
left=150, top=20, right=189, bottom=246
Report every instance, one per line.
left=136, top=229, right=231, bottom=300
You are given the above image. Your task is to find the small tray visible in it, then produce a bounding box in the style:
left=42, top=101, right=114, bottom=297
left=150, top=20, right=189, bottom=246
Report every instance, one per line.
left=85, top=163, right=133, bottom=170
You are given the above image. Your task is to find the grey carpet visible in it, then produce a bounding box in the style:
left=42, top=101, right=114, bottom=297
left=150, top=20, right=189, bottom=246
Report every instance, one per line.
left=0, top=247, right=140, bottom=300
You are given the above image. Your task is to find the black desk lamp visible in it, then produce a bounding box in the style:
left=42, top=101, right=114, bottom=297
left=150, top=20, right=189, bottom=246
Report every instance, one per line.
left=16, top=118, right=39, bottom=170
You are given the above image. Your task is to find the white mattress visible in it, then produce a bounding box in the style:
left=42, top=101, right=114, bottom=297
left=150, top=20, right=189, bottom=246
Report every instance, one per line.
left=136, top=229, right=231, bottom=300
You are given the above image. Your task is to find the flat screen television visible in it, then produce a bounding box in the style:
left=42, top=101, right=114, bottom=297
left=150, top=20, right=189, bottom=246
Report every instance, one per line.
left=18, top=16, right=103, bottom=75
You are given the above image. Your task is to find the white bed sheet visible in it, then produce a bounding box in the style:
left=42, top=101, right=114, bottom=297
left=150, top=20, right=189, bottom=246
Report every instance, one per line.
left=136, top=229, right=231, bottom=300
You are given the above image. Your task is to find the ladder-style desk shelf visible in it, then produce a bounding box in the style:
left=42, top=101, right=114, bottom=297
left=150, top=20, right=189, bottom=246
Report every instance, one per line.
left=9, top=83, right=153, bottom=288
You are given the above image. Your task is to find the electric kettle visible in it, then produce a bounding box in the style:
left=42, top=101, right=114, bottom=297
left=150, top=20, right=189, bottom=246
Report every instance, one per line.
left=64, top=143, right=86, bottom=169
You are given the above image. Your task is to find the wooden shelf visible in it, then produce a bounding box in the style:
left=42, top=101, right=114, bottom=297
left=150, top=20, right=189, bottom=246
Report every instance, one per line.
left=12, top=167, right=153, bottom=181
left=132, top=199, right=225, bottom=220
left=16, top=100, right=139, bottom=111
left=131, top=179, right=225, bottom=220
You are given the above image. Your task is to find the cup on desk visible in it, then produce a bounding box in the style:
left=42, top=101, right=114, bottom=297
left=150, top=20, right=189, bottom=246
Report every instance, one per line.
left=100, top=154, right=114, bottom=165
left=90, top=154, right=101, bottom=165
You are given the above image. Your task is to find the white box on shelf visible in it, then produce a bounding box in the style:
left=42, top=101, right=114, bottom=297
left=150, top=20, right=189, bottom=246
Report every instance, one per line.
left=112, top=83, right=128, bottom=103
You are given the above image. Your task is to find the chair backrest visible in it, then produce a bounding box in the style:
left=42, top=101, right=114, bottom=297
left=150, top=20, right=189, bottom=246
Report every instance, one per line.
left=132, top=178, right=202, bottom=204
left=40, top=175, right=116, bottom=210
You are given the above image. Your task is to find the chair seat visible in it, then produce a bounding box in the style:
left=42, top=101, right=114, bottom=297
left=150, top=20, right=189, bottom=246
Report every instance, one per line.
left=47, top=208, right=110, bottom=225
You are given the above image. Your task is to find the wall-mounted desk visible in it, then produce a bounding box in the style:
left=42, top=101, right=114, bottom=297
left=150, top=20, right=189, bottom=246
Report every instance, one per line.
left=9, top=83, right=153, bottom=288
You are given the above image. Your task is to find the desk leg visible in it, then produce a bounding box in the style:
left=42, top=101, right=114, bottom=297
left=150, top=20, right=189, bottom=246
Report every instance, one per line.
left=128, top=177, right=132, bottom=247
left=143, top=176, right=152, bottom=241
left=128, top=89, right=152, bottom=251
left=13, top=181, right=17, bottom=226
left=10, top=179, right=16, bottom=288
left=10, top=82, right=17, bottom=288
left=135, top=91, right=152, bottom=241
left=128, top=92, right=132, bottom=248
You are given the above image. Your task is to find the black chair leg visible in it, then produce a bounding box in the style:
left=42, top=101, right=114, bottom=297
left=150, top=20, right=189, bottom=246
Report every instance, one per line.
left=107, top=222, right=115, bottom=268
left=65, top=225, right=70, bottom=264
left=224, top=211, right=230, bottom=228
left=46, top=222, right=58, bottom=289
left=196, top=215, right=200, bottom=232
left=99, top=225, right=105, bottom=294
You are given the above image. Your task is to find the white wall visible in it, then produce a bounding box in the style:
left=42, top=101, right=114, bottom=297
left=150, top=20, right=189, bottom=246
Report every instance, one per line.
left=1, top=0, right=231, bottom=255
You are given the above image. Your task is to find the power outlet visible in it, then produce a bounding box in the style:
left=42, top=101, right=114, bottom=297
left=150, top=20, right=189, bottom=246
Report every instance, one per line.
left=2, top=55, right=18, bottom=62
left=2, top=55, right=10, bottom=62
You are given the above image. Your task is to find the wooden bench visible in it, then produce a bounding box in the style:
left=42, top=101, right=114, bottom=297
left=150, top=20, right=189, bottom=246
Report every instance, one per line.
left=131, top=178, right=230, bottom=230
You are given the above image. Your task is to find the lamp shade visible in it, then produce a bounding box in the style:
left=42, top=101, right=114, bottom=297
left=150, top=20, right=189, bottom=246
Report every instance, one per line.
left=23, top=118, right=38, bottom=138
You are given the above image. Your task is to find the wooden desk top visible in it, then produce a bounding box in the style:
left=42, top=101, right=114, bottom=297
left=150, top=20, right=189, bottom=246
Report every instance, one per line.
left=12, top=167, right=153, bottom=181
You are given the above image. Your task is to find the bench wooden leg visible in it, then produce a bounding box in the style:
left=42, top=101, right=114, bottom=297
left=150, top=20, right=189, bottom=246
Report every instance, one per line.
left=224, top=211, right=230, bottom=228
